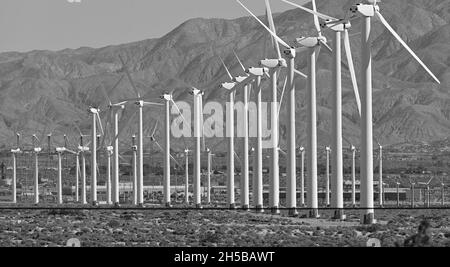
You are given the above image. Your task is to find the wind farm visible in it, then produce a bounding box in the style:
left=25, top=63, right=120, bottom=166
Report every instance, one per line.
left=0, top=0, right=449, bottom=247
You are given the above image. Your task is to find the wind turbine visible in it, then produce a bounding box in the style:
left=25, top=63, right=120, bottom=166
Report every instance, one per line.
left=99, top=79, right=128, bottom=207
left=219, top=72, right=237, bottom=210
left=299, top=146, right=305, bottom=207
left=409, top=179, right=416, bottom=208
left=206, top=148, right=215, bottom=205
left=55, top=135, right=77, bottom=205
left=184, top=148, right=191, bottom=204
left=236, top=0, right=307, bottom=216
left=260, top=0, right=289, bottom=215
left=350, top=145, right=357, bottom=207
left=377, top=142, right=384, bottom=207
left=73, top=125, right=90, bottom=205
left=131, top=134, right=138, bottom=205
left=350, top=0, right=441, bottom=224
left=441, top=178, right=446, bottom=207
left=418, top=177, right=434, bottom=208
left=219, top=53, right=252, bottom=210
left=394, top=178, right=401, bottom=207
left=239, top=0, right=326, bottom=218
left=118, top=55, right=163, bottom=206
left=11, top=133, right=21, bottom=204
left=147, top=113, right=183, bottom=207
left=190, top=87, right=205, bottom=209
left=283, top=0, right=362, bottom=221
left=87, top=107, right=105, bottom=206
left=31, top=134, right=42, bottom=205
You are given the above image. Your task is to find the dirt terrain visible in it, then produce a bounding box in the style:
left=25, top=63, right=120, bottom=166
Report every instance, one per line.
left=0, top=208, right=448, bottom=247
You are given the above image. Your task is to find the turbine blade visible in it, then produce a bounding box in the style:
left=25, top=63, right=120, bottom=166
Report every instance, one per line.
left=143, top=101, right=163, bottom=106
left=343, top=29, right=362, bottom=117
left=171, top=99, right=190, bottom=128
left=151, top=120, right=159, bottom=138
left=113, top=109, right=138, bottom=143
left=278, top=75, right=288, bottom=119
left=233, top=50, right=246, bottom=72
left=321, top=40, right=333, bottom=54
left=100, top=84, right=112, bottom=106
left=294, top=69, right=308, bottom=79
left=119, top=55, right=142, bottom=98
left=375, top=11, right=440, bottom=84
left=265, top=0, right=282, bottom=59
left=281, top=0, right=338, bottom=21
left=95, top=113, right=104, bottom=137
left=312, top=0, right=322, bottom=37
left=199, top=96, right=206, bottom=151
left=218, top=55, right=233, bottom=81
left=236, top=0, right=290, bottom=49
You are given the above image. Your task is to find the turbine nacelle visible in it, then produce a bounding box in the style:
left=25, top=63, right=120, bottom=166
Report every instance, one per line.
left=326, top=21, right=352, bottom=32
left=190, top=88, right=204, bottom=96
left=295, top=36, right=326, bottom=48
left=283, top=48, right=296, bottom=59
left=233, top=76, right=248, bottom=83
left=260, top=58, right=287, bottom=69
left=56, top=147, right=67, bottom=153
left=350, top=3, right=378, bottom=17
left=34, top=147, right=42, bottom=153
left=78, top=146, right=89, bottom=152
left=161, top=93, right=173, bottom=101
left=220, top=82, right=236, bottom=90
left=11, top=148, right=21, bottom=153
left=89, top=107, right=100, bottom=114
left=135, top=100, right=144, bottom=107
left=246, top=67, right=268, bottom=77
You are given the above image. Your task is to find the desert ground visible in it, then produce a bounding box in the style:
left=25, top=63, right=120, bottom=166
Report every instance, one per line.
left=0, top=207, right=448, bottom=247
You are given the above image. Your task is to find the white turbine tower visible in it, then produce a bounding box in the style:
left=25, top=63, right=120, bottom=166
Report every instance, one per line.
left=88, top=107, right=104, bottom=206
left=418, top=178, right=434, bottom=208
left=55, top=135, right=77, bottom=205
left=325, top=146, right=331, bottom=207
left=441, top=178, right=446, bottom=207
left=395, top=179, right=401, bottom=207
left=131, top=134, right=138, bottom=205
left=11, top=133, right=21, bottom=204
left=184, top=148, right=191, bottom=204
left=409, top=179, right=416, bottom=208
left=32, top=134, right=42, bottom=205
left=190, top=88, right=204, bottom=209
left=351, top=145, right=357, bottom=207
left=350, top=0, right=441, bottom=224
left=206, top=148, right=215, bottom=205
left=378, top=143, right=383, bottom=207
left=219, top=72, right=237, bottom=210
left=299, top=146, right=305, bottom=207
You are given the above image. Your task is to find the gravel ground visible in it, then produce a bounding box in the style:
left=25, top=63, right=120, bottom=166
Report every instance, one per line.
left=0, top=208, right=448, bottom=247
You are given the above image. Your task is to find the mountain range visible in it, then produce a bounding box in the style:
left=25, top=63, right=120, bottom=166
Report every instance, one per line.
left=0, top=0, right=449, bottom=153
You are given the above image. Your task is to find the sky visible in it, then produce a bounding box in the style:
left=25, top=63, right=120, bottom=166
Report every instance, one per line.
left=0, top=0, right=309, bottom=53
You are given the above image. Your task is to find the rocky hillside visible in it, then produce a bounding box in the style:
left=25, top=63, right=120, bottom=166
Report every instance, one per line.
left=0, top=0, right=449, bottom=152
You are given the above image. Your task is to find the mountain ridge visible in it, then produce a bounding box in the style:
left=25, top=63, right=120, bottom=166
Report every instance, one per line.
left=0, top=0, right=449, bottom=152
